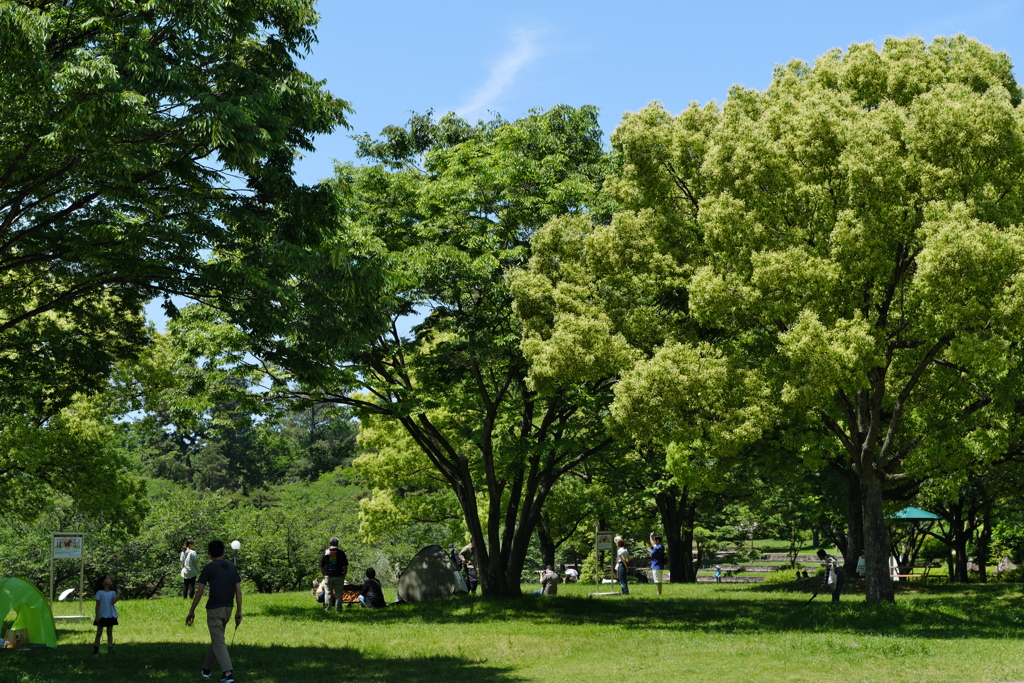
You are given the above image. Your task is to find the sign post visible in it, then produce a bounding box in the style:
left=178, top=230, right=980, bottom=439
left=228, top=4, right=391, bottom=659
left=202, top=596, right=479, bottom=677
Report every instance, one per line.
left=50, top=533, right=85, bottom=618
left=592, top=525, right=615, bottom=596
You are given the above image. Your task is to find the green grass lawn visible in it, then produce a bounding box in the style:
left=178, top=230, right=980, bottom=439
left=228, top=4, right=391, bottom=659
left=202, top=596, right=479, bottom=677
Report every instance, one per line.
left=5, top=581, right=1024, bottom=682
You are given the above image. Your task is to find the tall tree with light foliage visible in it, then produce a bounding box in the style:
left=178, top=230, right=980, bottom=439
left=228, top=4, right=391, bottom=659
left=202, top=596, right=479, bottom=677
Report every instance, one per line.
left=517, top=35, right=1024, bottom=602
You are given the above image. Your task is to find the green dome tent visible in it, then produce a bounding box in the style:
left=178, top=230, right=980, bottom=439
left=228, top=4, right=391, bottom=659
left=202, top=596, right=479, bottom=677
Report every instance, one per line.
left=397, top=545, right=466, bottom=603
left=0, top=578, right=57, bottom=647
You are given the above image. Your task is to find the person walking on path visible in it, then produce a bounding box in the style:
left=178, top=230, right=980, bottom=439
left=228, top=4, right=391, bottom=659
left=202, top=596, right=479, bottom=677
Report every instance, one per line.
left=649, top=533, right=666, bottom=596
left=319, top=536, right=348, bottom=612
left=186, top=540, right=242, bottom=683
left=816, top=548, right=846, bottom=602
left=615, top=537, right=630, bottom=596
left=181, top=538, right=200, bottom=599
left=91, top=575, right=119, bottom=655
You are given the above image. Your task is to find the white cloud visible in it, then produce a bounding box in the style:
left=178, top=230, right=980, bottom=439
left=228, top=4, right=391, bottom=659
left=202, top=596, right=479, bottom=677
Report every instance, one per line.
left=456, top=28, right=543, bottom=119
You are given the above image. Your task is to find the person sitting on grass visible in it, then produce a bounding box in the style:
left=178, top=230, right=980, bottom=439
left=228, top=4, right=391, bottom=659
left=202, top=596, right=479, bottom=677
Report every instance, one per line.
left=356, top=568, right=386, bottom=608
left=312, top=578, right=336, bottom=606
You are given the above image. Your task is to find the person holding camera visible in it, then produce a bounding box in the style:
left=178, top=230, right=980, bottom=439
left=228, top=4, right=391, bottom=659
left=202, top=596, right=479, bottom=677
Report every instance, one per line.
left=649, top=533, right=666, bottom=596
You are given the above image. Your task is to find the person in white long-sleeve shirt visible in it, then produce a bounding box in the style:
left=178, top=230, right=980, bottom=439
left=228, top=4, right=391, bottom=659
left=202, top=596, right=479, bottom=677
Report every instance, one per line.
left=180, top=538, right=199, bottom=599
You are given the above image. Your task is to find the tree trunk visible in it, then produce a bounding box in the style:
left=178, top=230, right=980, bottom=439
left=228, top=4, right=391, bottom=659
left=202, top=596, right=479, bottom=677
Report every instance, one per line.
left=977, top=505, right=993, bottom=583
left=952, top=522, right=971, bottom=583
left=862, top=470, right=895, bottom=603
left=655, top=483, right=696, bottom=583
left=452, top=469, right=519, bottom=597
left=536, top=520, right=556, bottom=569
left=681, top=500, right=698, bottom=581
left=843, top=470, right=864, bottom=571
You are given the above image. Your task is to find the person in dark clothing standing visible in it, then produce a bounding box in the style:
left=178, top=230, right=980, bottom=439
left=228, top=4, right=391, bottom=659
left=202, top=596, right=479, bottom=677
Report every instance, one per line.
left=186, top=540, right=242, bottom=683
left=356, top=567, right=386, bottom=608
left=448, top=543, right=462, bottom=570
left=319, top=536, right=348, bottom=612
left=816, top=548, right=846, bottom=602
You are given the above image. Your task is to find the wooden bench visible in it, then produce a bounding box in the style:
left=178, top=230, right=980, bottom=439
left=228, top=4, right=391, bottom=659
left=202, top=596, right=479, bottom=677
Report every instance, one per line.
left=889, top=564, right=935, bottom=582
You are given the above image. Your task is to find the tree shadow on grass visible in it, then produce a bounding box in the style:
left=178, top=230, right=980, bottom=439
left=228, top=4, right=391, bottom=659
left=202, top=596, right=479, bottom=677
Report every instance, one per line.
left=0, top=642, right=520, bottom=683
left=260, top=585, right=1024, bottom=640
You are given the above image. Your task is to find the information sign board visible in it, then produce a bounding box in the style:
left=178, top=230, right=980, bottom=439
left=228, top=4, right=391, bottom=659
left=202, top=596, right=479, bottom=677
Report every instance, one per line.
left=53, top=534, right=84, bottom=559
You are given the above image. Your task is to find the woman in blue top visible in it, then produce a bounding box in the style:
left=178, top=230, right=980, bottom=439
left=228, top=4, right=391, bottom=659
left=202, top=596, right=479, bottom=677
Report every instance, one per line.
left=649, top=533, right=666, bottom=596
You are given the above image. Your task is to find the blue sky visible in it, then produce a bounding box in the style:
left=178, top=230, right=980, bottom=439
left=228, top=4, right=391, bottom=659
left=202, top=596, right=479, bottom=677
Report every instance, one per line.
left=147, top=1, right=1024, bottom=325
left=291, top=0, right=1024, bottom=185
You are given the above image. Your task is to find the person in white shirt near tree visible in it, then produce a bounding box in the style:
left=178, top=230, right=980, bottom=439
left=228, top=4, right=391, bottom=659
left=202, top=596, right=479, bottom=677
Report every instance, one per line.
left=615, top=537, right=630, bottom=595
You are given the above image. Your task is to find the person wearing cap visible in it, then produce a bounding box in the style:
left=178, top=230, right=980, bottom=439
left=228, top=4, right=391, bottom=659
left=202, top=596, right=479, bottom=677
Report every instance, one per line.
left=319, top=537, right=348, bottom=612
left=459, top=541, right=479, bottom=592
left=816, top=548, right=846, bottom=602
left=540, top=565, right=560, bottom=595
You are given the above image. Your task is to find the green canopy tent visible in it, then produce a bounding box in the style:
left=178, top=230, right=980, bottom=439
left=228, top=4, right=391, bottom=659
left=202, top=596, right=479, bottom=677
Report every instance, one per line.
left=0, top=578, right=57, bottom=647
left=887, top=507, right=941, bottom=578
left=890, top=506, right=941, bottom=522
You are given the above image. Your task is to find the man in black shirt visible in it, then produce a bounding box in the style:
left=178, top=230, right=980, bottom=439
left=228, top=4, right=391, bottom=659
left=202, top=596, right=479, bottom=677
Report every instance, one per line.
left=186, top=540, right=242, bottom=683
left=356, top=567, right=386, bottom=608
left=319, top=536, right=348, bottom=612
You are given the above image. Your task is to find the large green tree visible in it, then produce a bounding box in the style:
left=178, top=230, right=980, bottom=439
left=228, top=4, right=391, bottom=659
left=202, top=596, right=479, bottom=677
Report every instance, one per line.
left=0, top=1, right=378, bottom=515
left=226, top=106, right=618, bottom=595
left=518, top=36, right=1024, bottom=602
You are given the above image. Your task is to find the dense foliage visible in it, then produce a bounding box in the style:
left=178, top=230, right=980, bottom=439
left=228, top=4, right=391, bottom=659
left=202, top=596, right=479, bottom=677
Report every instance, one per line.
left=0, top=0, right=395, bottom=523
left=3, top=22, right=1024, bottom=603
left=514, top=35, right=1024, bottom=601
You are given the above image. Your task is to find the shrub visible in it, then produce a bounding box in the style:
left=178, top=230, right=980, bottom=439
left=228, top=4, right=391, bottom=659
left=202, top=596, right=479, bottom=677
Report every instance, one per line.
left=993, top=566, right=1024, bottom=583
left=762, top=566, right=808, bottom=585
